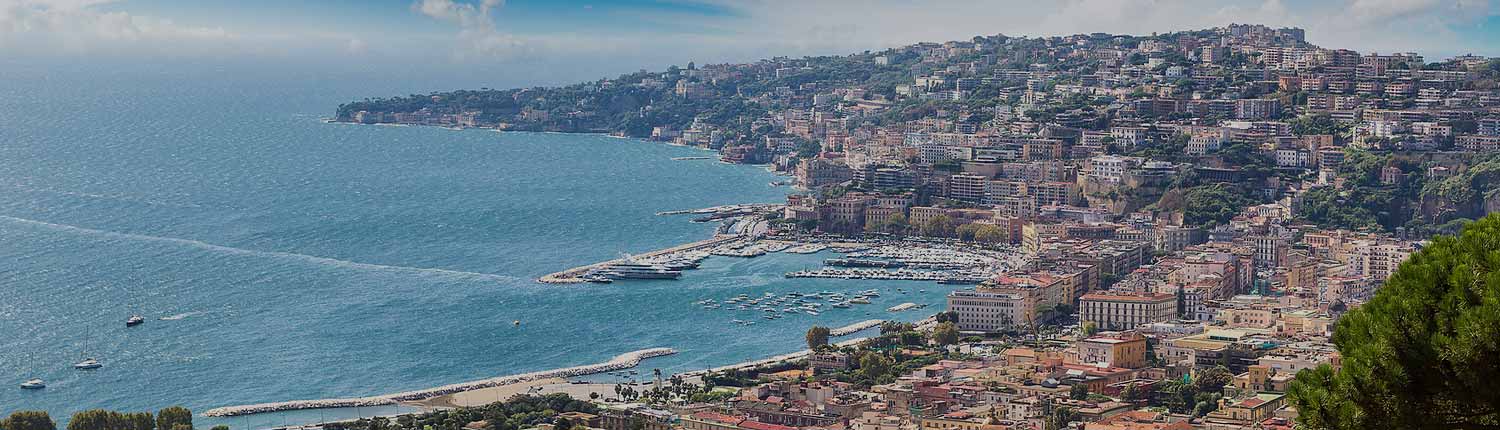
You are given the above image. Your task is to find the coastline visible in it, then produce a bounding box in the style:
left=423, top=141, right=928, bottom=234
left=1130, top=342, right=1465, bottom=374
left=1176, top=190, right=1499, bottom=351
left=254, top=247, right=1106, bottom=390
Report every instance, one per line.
left=203, top=348, right=676, bottom=417
left=203, top=121, right=879, bottom=420
left=206, top=316, right=900, bottom=419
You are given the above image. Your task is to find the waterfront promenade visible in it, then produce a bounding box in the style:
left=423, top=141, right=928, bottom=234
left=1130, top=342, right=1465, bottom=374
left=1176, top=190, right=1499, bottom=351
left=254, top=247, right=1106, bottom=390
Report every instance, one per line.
left=203, top=348, right=676, bottom=417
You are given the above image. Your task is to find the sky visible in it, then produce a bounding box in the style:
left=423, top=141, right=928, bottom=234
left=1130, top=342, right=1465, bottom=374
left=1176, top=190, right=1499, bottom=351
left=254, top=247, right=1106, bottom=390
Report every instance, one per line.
left=2, top=0, right=1500, bottom=87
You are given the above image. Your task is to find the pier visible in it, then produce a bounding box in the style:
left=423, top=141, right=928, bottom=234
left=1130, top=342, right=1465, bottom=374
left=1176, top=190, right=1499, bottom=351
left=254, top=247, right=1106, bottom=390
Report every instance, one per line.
left=203, top=348, right=676, bottom=417
left=538, top=236, right=740, bottom=284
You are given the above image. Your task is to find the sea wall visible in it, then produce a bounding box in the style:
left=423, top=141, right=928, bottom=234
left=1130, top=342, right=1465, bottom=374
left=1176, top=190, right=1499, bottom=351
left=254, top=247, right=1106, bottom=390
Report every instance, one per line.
left=829, top=319, right=884, bottom=336
left=204, top=348, right=676, bottom=417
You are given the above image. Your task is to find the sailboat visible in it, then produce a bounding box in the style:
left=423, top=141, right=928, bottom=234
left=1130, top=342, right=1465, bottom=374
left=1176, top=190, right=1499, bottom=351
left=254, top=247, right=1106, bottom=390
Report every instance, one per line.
left=20, top=378, right=45, bottom=389
left=74, top=324, right=103, bottom=370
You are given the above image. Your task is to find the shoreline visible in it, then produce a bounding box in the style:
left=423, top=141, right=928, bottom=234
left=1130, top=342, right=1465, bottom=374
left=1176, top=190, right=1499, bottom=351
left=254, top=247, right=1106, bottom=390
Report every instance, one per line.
left=207, top=317, right=902, bottom=419
left=203, top=348, right=676, bottom=417
left=216, top=121, right=886, bottom=419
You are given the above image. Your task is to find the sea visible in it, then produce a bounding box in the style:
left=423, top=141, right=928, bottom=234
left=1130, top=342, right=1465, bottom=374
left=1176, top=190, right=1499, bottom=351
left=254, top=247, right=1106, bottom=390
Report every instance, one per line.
left=0, top=62, right=961, bottom=427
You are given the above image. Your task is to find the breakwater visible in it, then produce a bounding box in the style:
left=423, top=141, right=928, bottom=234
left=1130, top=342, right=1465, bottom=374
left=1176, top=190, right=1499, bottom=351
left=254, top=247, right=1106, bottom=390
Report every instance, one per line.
left=538, top=236, right=740, bottom=284
left=203, top=348, right=677, bottom=417
left=829, top=319, right=885, bottom=336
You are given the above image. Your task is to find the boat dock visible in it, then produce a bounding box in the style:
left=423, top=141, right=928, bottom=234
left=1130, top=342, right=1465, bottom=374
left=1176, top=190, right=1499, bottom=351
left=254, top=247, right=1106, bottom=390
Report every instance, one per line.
left=538, top=235, right=741, bottom=284
left=203, top=348, right=676, bottom=417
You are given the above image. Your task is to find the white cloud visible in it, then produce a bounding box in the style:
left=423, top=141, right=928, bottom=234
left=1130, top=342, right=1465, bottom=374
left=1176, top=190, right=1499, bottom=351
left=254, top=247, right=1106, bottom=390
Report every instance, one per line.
left=0, top=0, right=237, bottom=54
left=414, top=0, right=527, bottom=60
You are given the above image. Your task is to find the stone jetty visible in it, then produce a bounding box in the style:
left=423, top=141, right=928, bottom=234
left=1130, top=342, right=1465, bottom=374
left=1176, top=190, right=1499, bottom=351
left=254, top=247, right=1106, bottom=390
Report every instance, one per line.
left=538, top=236, right=739, bottom=284
left=829, top=319, right=885, bottom=336
left=203, top=348, right=677, bottom=417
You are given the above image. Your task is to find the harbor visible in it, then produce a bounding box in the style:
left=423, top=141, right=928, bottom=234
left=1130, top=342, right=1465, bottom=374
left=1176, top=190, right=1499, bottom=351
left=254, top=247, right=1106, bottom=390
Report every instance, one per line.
left=538, top=204, right=1026, bottom=286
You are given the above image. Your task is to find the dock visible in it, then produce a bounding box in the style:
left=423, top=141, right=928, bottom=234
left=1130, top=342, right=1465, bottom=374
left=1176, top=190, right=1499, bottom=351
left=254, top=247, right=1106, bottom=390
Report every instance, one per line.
left=538, top=235, right=743, bottom=284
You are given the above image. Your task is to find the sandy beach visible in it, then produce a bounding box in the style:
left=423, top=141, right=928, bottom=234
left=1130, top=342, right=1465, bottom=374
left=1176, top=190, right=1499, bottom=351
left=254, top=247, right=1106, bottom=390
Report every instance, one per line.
left=409, top=378, right=567, bottom=408
left=409, top=378, right=656, bottom=409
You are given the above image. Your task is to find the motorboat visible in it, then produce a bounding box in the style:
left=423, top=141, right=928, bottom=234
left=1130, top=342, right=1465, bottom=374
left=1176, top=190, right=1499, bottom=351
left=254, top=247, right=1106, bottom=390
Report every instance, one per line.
left=126, top=315, right=145, bottom=327
left=20, top=379, right=44, bottom=389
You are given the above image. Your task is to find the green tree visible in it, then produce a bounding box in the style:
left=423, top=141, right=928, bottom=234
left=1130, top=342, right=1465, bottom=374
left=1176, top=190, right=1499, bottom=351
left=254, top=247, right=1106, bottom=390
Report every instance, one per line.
left=935, top=311, right=959, bottom=323
left=932, top=322, right=959, bottom=346
left=1151, top=380, right=1199, bottom=414
left=919, top=215, right=955, bottom=238
left=1194, top=365, right=1233, bottom=393
left=67, top=410, right=122, bottom=430
left=155, top=407, right=192, bottom=430
left=1288, top=214, right=1500, bottom=430
left=2, top=411, right=56, bottom=430
left=805, top=326, right=831, bottom=350
left=955, top=223, right=981, bottom=242
left=1121, top=382, right=1142, bottom=403
left=121, top=413, right=154, bottom=430
left=1080, top=321, right=1099, bottom=337
left=859, top=352, right=892, bottom=379
left=1070, top=383, right=1090, bottom=400
left=1045, top=406, right=1078, bottom=430
left=973, top=224, right=1007, bottom=244
left=1181, top=184, right=1256, bottom=227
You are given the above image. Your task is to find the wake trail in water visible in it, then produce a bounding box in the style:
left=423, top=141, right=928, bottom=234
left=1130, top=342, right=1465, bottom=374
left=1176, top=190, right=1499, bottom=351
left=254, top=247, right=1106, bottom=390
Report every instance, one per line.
left=159, top=311, right=205, bottom=321
left=3, top=183, right=208, bottom=209
left=0, top=215, right=520, bottom=283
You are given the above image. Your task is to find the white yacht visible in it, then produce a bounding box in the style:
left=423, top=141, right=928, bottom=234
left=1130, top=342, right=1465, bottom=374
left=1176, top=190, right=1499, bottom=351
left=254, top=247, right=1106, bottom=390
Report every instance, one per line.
left=596, top=262, right=682, bottom=280
left=20, top=379, right=45, bottom=389
left=73, top=358, right=102, bottom=370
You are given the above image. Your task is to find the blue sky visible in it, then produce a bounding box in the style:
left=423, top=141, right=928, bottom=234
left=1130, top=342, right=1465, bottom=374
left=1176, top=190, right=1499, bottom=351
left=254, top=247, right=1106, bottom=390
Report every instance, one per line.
left=2, top=1, right=1499, bottom=86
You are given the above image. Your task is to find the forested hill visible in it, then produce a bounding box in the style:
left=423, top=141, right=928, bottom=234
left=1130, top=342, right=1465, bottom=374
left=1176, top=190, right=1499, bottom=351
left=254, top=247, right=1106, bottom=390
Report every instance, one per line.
left=334, top=28, right=1226, bottom=139
left=334, top=49, right=909, bottom=137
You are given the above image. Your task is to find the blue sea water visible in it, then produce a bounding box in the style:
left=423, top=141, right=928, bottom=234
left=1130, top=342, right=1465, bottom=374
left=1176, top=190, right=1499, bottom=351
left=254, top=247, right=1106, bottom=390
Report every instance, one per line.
left=0, top=63, right=960, bottom=427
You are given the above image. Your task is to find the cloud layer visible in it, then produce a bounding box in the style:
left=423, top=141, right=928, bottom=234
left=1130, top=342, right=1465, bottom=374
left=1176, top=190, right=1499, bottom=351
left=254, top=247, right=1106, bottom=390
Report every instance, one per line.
left=1, top=0, right=1496, bottom=64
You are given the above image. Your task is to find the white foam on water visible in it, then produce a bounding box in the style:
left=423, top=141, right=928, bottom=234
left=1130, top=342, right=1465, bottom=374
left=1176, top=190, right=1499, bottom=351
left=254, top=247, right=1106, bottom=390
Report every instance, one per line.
left=0, top=215, right=521, bottom=283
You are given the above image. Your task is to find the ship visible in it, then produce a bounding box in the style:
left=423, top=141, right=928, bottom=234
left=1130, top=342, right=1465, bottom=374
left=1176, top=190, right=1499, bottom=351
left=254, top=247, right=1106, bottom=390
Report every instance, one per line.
left=595, top=261, right=682, bottom=280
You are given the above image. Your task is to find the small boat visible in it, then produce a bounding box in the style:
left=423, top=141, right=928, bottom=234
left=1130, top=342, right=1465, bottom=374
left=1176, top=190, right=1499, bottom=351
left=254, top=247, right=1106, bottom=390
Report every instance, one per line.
left=20, top=379, right=45, bottom=389
left=125, top=315, right=145, bottom=327
left=513, top=320, right=521, bottom=326
left=851, top=297, right=871, bottom=304
left=805, top=310, right=820, bottom=316
left=73, top=359, right=102, bottom=370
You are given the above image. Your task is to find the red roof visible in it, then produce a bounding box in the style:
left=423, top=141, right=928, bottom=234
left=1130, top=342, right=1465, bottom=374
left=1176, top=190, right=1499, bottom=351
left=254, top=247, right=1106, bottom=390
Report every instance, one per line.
left=740, top=421, right=797, bottom=430
left=691, top=412, right=744, bottom=426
